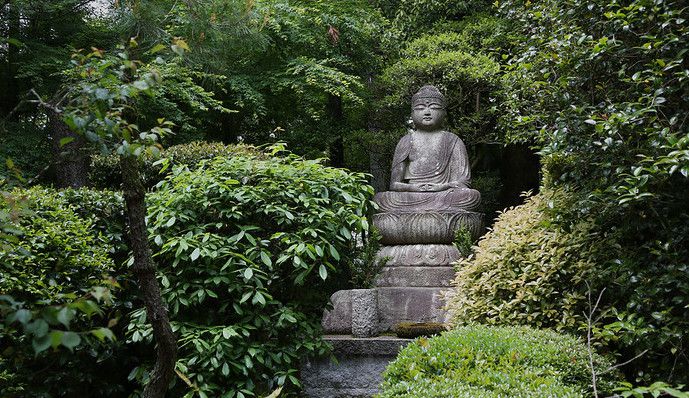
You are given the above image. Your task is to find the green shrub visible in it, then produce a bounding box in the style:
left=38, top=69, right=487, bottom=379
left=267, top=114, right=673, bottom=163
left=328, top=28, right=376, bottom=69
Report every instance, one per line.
left=447, top=189, right=615, bottom=332
left=127, top=147, right=375, bottom=396
left=378, top=325, right=619, bottom=398
left=89, top=141, right=261, bottom=189
left=0, top=187, right=131, bottom=397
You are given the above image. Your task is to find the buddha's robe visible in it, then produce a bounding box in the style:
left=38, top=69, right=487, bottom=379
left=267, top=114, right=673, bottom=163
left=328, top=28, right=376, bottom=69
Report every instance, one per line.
left=375, top=132, right=481, bottom=213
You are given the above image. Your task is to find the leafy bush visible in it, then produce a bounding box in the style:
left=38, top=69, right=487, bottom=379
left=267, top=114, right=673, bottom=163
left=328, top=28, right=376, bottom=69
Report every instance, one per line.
left=491, top=0, right=689, bottom=383
left=378, top=325, right=619, bottom=398
left=0, top=187, right=130, bottom=397
left=447, top=189, right=615, bottom=331
left=127, top=147, right=375, bottom=396
left=89, top=141, right=261, bottom=189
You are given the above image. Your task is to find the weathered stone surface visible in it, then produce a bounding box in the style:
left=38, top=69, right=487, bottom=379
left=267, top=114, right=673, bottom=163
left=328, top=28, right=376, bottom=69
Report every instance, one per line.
left=374, top=188, right=481, bottom=213
left=376, top=244, right=460, bottom=266
left=374, top=266, right=456, bottom=287
left=376, top=287, right=450, bottom=332
left=301, top=336, right=412, bottom=398
left=322, top=290, right=352, bottom=334
left=374, top=210, right=483, bottom=245
left=325, top=335, right=412, bottom=356
left=351, top=289, right=378, bottom=338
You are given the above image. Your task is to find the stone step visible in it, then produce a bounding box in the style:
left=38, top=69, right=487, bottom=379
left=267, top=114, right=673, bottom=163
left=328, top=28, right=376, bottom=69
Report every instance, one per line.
left=301, top=336, right=412, bottom=398
left=376, top=244, right=461, bottom=266
left=374, top=266, right=456, bottom=287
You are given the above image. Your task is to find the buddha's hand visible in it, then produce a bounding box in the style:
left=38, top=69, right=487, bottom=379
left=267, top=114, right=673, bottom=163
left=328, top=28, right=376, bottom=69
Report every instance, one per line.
left=416, top=183, right=468, bottom=192
left=417, top=183, right=445, bottom=192
left=446, top=181, right=468, bottom=189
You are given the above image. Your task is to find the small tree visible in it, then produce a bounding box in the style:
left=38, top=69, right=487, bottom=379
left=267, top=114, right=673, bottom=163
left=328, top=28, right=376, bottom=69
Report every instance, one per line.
left=60, top=40, right=203, bottom=398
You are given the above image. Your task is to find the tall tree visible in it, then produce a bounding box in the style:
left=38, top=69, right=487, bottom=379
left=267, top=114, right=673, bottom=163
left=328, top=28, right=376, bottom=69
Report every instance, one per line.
left=62, top=44, right=192, bottom=397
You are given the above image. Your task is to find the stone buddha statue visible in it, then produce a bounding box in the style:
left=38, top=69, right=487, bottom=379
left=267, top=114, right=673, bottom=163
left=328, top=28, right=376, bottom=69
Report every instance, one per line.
left=319, top=86, right=486, bottom=342
left=374, top=85, right=481, bottom=213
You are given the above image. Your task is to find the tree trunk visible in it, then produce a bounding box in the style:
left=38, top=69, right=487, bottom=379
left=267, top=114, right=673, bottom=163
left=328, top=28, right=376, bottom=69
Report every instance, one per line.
left=120, top=155, right=177, bottom=398
left=49, top=109, right=90, bottom=188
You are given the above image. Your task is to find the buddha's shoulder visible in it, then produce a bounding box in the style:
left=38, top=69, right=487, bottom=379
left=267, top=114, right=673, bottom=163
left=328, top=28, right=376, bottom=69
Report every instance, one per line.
left=440, top=131, right=462, bottom=142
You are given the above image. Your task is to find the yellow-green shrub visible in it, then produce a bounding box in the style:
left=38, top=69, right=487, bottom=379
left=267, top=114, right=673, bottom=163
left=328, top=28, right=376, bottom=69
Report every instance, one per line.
left=447, top=189, right=616, bottom=331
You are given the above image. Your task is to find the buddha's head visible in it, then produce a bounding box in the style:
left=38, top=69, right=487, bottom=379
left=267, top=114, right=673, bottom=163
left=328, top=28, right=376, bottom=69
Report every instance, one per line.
left=411, top=85, right=446, bottom=132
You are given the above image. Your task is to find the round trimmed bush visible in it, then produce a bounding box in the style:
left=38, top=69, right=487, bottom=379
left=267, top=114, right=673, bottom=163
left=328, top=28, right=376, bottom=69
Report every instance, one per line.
left=89, top=141, right=261, bottom=189
left=130, top=147, right=376, bottom=396
left=378, top=325, right=619, bottom=398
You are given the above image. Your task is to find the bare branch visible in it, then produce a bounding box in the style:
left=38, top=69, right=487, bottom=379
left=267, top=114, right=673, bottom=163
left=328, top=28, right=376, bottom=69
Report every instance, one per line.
left=602, top=350, right=649, bottom=374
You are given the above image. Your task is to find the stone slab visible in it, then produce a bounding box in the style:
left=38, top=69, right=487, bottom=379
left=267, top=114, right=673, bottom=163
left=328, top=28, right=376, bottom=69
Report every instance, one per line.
left=373, top=211, right=484, bottom=245
left=376, top=287, right=450, bottom=332
left=301, top=336, right=412, bottom=398
left=322, top=287, right=451, bottom=334
left=376, top=244, right=461, bottom=266
left=374, top=266, right=456, bottom=287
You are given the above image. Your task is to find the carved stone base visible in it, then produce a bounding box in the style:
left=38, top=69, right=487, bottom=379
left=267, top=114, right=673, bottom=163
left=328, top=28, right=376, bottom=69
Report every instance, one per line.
left=374, top=266, right=455, bottom=287
left=373, top=211, right=484, bottom=245
left=322, top=287, right=450, bottom=335
left=376, top=244, right=461, bottom=266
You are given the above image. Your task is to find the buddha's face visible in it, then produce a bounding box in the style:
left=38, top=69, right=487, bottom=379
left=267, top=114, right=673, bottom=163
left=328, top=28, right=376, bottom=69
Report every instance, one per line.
left=411, top=100, right=446, bottom=131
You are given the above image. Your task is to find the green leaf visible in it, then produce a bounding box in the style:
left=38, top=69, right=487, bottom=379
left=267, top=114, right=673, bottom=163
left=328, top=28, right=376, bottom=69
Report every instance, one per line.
left=59, top=137, right=75, bottom=147
left=26, top=319, right=49, bottom=337
left=244, top=268, right=253, bottom=279
left=57, top=307, right=74, bottom=328
left=132, top=80, right=149, bottom=90
left=32, top=334, right=51, bottom=354
left=329, top=245, right=340, bottom=261
left=260, top=251, right=272, bottom=266
left=14, top=309, right=32, bottom=324
left=50, top=330, right=63, bottom=349
left=319, top=264, right=327, bottom=280
left=61, top=331, right=81, bottom=351
left=149, top=43, right=166, bottom=54
left=91, top=327, right=115, bottom=342
left=190, top=247, right=201, bottom=261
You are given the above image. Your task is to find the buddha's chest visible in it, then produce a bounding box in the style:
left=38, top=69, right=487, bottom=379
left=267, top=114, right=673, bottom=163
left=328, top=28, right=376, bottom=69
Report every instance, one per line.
left=407, top=133, right=445, bottom=175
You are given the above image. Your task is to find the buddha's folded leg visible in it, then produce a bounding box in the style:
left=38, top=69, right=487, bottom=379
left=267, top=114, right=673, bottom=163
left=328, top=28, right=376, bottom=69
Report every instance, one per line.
left=374, top=188, right=481, bottom=213
left=443, top=188, right=481, bottom=211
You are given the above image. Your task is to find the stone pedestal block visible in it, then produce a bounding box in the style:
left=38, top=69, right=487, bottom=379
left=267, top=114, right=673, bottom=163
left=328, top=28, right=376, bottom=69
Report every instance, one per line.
left=375, top=287, right=449, bottom=332
left=376, top=244, right=461, bottom=266
left=301, top=336, right=412, bottom=398
left=322, top=287, right=450, bottom=335
left=373, top=211, right=484, bottom=245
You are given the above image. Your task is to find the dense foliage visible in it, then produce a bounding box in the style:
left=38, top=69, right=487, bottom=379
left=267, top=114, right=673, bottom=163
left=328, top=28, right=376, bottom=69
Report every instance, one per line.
left=448, top=190, right=614, bottom=331
left=1, top=144, right=376, bottom=397
left=2, top=0, right=688, bottom=393
left=0, top=187, right=128, bottom=397
left=133, top=148, right=374, bottom=396
left=378, top=325, right=618, bottom=398
left=89, top=141, right=261, bottom=189
left=453, top=0, right=689, bottom=384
